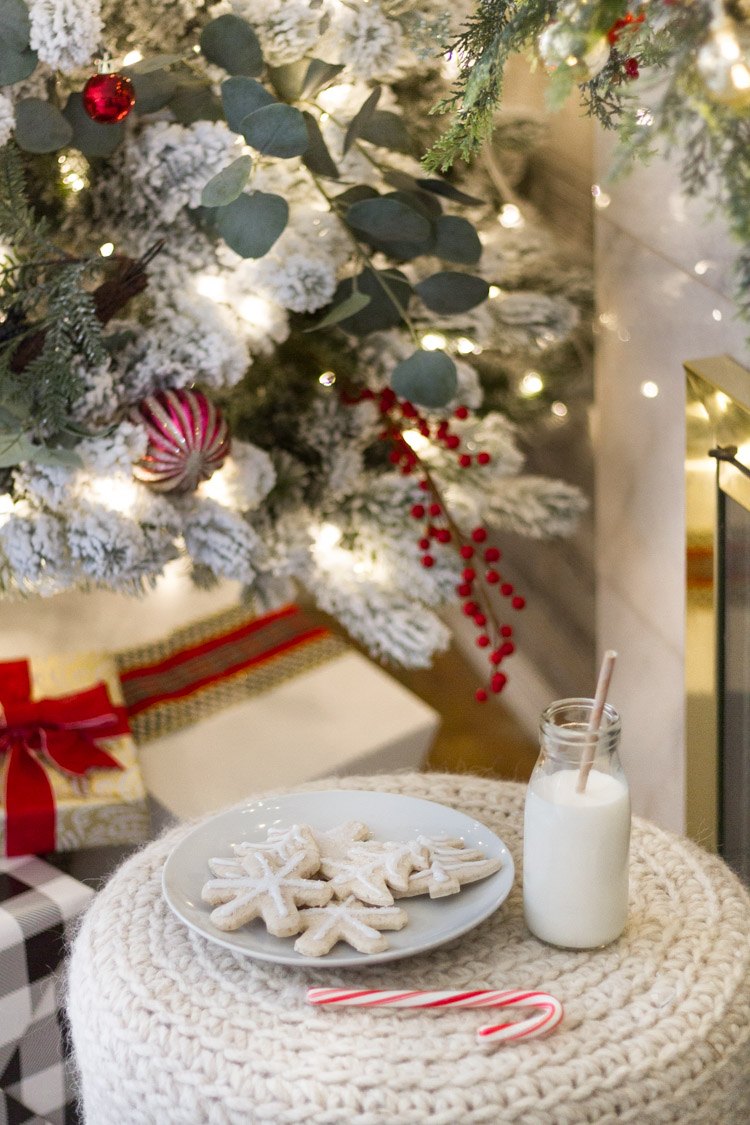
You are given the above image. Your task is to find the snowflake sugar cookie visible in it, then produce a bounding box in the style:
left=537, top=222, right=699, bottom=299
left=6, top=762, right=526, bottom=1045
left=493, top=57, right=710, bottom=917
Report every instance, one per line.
left=310, top=821, right=371, bottom=860
left=395, top=835, right=503, bottom=898
left=321, top=839, right=429, bottom=905
left=201, top=850, right=332, bottom=936
left=227, top=824, right=320, bottom=875
left=294, top=895, right=408, bottom=956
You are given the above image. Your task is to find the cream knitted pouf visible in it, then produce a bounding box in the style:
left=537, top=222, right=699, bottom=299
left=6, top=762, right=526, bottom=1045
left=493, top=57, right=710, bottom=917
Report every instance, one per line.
left=66, top=771, right=750, bottom=1125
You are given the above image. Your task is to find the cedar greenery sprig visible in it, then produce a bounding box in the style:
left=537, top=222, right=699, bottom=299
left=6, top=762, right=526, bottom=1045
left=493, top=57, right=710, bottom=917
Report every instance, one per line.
left=423, top=0, right=750, bottom=333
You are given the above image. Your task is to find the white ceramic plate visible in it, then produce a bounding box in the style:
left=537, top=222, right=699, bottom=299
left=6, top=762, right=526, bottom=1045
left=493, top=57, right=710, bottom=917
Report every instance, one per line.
left=162, top=789, right=515, bottom=967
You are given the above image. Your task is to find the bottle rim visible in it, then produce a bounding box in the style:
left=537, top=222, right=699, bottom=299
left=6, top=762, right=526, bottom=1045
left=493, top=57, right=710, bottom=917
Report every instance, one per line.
left=539, top=697, right=621, bottom=744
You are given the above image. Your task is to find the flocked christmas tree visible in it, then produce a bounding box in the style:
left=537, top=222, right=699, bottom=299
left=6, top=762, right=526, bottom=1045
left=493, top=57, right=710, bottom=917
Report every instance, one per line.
left=0, top=0, right=590, bottom=695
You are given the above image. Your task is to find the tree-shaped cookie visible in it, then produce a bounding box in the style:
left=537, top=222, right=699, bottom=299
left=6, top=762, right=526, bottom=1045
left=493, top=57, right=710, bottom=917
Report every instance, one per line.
left=294, top=895, right=408, bottom=956
left=321, top=840, right=429, bottom=905
left=395, top=835, right=503, bottom=898
left=201, top=850, right=332, bottom=935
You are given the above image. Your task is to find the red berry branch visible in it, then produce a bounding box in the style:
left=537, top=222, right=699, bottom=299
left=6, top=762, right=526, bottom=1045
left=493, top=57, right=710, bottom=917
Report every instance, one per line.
left=342, top=385, right=526, bottom=702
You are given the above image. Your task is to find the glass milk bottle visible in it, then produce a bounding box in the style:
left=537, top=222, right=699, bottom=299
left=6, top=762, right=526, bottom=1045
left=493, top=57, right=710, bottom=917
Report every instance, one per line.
left=523, top=698, right=631, bottom=949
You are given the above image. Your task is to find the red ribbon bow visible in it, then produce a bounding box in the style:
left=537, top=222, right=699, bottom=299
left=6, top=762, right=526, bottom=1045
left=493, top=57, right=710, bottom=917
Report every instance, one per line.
left=0, top=659, right=129, bottom=856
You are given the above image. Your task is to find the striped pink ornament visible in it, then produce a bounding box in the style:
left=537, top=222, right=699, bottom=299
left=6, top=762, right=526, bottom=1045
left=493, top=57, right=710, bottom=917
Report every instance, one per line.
left=131, top=389, right=230, bottom=493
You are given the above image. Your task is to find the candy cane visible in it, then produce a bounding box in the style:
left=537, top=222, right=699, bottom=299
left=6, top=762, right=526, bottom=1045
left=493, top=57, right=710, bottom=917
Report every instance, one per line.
left=306, top=988, right=563, bottom=1043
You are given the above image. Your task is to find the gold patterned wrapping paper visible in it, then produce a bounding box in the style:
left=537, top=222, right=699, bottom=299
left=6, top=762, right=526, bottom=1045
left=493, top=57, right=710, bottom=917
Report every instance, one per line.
left=0, top=652, right=149, bottom=854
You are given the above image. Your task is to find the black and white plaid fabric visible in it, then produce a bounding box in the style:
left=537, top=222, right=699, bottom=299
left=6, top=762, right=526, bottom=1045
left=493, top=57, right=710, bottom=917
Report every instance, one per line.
left=0, top=857, right=93, bottom=1125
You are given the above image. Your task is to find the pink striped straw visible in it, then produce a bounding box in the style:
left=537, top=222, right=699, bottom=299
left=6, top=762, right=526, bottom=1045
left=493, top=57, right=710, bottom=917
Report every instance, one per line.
left=306, top=988, right=563, bottom=1044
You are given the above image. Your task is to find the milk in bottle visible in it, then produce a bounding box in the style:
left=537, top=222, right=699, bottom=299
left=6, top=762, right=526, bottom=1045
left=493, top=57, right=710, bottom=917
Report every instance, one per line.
left=523, top=698, right=630, bottom=949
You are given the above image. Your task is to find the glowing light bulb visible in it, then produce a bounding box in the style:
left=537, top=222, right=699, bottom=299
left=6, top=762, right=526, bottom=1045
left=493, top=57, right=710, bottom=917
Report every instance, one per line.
left=488, top=285, right=502, bottom=299
left=594, top=192, right=611, bottom=209
left=90, top=477, right=139, bottom=513
left=694, top=260, right=710, bottom=275
left=99, top=242, right=114, bottom=257
left=551, top=401, right=568, bottom=417
left=456, top=337, right=476, bottom=355
left=238, top=295, right=273, bottom=327
left=498, top=204, right=523, bottom=228
left=520, top=371, right=544, bottom=397
left=200, top=468, right=231, bottom=504
left=319, top=371, right=336, bottom=386
left=122, top=50, right=143, bottom=66
left=402, top=429, right=430, bottom=453
left=195, top=275, right=226, bottom=302
left=0, top=493, right=14, bottom=527
left=712, top=309, right=723, bottom=321
left=421, top=332, right=446, bottom=351
left=731, top=62, right=750, bottom=88
left=640, top=381, right=659, bottom=398
left=316, top=523, right=343, bottom=551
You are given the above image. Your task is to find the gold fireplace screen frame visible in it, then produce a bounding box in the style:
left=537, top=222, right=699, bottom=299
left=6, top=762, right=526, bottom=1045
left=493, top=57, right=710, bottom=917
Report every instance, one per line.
left=685, top=354, right=750, bottom=852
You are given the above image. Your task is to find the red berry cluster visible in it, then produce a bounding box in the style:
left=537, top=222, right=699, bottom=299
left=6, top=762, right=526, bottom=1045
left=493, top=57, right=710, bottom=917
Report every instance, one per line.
left=342, top=385, right=527, bottom=702
left=607, top=11, right=644, bottom=44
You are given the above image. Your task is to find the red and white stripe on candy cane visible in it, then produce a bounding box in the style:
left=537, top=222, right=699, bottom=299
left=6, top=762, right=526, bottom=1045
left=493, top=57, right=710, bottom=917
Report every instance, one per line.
left=306, top=988, right=564, bottom=1044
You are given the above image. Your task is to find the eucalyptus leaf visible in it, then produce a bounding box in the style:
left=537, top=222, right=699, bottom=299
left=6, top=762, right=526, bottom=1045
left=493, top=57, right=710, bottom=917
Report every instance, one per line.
left=333, top=184, right=378, bottom=208
left=128, top=53, right=182, bottom=75
left=384, top=190, right=439, bottom=221
left=433, top=215, right=482, bottom=265
left=0, top=431, right=35, bottom=467
left=32, top=445, right=83, bottom=468
left=221, top=76, right=276, bottom=134
left=127, top=68, right=178, bottom=114
left=301, top=111, right=338, bottom=179
left=0, top=0, right=30, bottom=53
left=201, top=154, right=254, bottom=207
left=384, top=170, right=421, bottom=193
left=301, top=58, right=344, bottom=98
left=343, top=85, right=381, bottom=154
left=330, top=268, right=412, bottom=335
left=416, top=179, right=484, bottom=207
left=201, top=154, right=253, bottom=207
left=0, top=41, right=36, bottom=86
left=305, top=290, right=370, bottom=331
left=357, top=110, right=412, bottom=154
left=200, top=14, right=263, bottom=76
left=346, top=196, right=430, bottom=243
left=390, top=349, right=458, bottom=409
left=14, top=98, right=73, bottom=154
left=0, top=403, right=26, bottom=428
left=216, top=190, right=288, bottom=258
left=267, top=58, right=308, bottom=101
left=241, top=102, right=308, bottom=158
left=169, top=83, right=222, bottom=124
left=63, top=93, right=126, bottom=157
left=415, top=271, right=489, bottom=314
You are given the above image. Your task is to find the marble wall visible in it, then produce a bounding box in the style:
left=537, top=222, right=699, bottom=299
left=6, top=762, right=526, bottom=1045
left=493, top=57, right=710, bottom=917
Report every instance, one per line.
left=594, top=134, right=750, bottom=831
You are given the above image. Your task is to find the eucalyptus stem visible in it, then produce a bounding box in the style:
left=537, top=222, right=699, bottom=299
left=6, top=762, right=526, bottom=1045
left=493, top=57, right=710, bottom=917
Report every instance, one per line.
left=311, top=172, right=422, bottom=347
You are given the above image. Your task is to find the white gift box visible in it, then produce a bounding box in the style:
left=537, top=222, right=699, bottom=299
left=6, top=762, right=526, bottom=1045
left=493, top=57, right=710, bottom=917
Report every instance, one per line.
left=137, top=648, right=440, bottom=822
left=2, top=572, right=440, bottom=826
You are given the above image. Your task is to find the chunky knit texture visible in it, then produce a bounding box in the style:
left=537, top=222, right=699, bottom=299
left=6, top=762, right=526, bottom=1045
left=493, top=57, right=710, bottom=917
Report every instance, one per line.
left=66, top=771, right=750, bottom=1125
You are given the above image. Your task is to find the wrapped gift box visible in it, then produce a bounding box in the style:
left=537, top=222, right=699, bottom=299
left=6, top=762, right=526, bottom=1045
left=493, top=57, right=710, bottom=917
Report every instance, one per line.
left=116, top=603, right=440, bottom=823
left=1, top=854, right=94, bottom=1124
left=0, top=654, right=149, bottom=857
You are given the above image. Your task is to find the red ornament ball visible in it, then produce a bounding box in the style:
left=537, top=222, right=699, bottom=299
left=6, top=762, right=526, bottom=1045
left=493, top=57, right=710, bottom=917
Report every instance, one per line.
left=82, top=72, right=136, bottom=124
left=131, top=388, right=230, bottom=493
